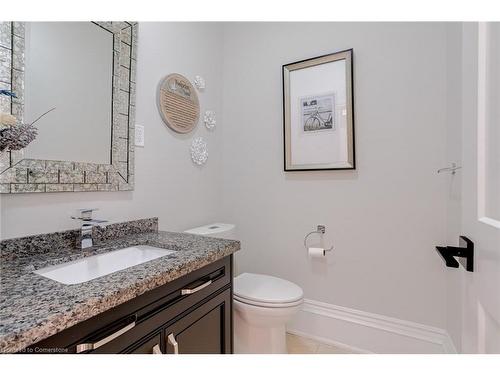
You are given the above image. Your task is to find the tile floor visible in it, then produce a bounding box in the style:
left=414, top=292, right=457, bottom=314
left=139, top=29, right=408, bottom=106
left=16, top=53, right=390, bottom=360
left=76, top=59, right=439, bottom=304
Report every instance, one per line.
left=286, top=333, right=356, bottom=354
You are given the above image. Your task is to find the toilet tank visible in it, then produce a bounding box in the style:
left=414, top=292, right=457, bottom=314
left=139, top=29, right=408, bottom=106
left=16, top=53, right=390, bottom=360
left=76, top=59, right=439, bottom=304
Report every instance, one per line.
left=184, top=223, right=236, bottom=240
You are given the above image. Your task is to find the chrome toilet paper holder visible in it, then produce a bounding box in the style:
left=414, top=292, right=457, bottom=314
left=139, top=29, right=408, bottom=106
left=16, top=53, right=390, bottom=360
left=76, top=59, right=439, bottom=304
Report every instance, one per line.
left=304, top=225, right=334, bottom=252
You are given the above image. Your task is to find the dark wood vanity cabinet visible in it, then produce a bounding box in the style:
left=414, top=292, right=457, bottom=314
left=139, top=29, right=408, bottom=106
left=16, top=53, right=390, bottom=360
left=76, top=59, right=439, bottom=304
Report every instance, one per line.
left=124, top=288, right=231, bottom=354
left=161, top=289, right=231, bottom=354
left=28, top=256, right=233, bottom=354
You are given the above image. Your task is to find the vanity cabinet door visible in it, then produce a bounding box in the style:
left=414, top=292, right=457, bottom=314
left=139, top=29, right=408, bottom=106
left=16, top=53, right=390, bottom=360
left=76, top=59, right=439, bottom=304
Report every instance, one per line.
left=127, top=334, right=162, bottom=354
left=164, top=288, right=232, bottom=354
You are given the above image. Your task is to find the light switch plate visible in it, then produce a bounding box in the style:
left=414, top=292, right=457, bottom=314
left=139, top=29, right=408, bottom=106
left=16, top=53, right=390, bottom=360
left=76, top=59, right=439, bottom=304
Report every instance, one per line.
left=135, top=125, right=145, bottom=147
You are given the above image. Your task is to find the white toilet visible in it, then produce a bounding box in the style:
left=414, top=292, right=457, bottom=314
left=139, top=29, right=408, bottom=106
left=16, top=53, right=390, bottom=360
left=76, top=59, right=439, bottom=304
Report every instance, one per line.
left=233, top=273, right=303, bottom=353
left=184, top=223, right=304, bottom=354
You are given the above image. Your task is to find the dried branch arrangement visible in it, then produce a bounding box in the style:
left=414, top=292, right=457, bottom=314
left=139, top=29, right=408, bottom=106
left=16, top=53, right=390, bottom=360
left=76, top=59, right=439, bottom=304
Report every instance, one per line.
left=0, top=90, right=55, bottom=152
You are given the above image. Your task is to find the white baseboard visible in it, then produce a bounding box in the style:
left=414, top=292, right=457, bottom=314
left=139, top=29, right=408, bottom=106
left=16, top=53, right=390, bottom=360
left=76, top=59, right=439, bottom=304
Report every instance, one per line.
left=287, top=299, right=457, bottom=354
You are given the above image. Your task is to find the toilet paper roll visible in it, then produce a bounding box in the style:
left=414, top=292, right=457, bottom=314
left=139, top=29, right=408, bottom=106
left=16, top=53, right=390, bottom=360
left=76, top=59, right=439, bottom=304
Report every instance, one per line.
left=308, top=247, right=326, bottom=258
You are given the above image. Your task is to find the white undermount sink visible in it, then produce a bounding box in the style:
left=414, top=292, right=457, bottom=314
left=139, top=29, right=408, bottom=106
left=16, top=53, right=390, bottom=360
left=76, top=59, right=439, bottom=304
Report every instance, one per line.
left=34, top=245, right=175, bottom=285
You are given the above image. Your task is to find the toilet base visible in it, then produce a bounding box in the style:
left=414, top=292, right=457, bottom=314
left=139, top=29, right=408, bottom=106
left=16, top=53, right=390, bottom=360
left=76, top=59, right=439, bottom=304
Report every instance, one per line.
left=233, top=299, right=302, bottom=354
left=234, top=311, right=287, bottom=354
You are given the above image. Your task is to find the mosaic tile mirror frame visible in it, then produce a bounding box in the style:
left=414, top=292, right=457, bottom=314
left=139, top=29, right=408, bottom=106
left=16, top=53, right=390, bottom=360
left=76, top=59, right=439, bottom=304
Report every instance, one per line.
left=0, top=21, right=137, bottom=193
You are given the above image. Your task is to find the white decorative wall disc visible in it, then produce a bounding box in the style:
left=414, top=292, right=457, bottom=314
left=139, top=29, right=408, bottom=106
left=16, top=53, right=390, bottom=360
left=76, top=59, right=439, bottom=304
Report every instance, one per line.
left=204, top=110, right=216, bottom=130
left=193, top=75, right=206, bottom=90
left=190, top=137, right=208, bottom=165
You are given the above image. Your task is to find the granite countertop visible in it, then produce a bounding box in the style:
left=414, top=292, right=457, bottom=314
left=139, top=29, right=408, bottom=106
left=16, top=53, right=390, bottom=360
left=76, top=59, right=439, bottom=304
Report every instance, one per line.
left=0, top=219, right=240, bottom=353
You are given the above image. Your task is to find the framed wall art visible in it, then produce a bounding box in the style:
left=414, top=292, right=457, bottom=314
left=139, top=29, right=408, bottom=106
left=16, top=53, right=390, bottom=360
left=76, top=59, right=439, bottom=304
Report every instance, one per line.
left=282, top=49, right=355, bottom=171
left=157, top=73, right=200, bottom=134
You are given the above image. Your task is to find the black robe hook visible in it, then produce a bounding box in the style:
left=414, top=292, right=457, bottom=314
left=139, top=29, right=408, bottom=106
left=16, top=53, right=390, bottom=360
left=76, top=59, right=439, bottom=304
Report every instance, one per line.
left=436, top=236, right=474, bottom=272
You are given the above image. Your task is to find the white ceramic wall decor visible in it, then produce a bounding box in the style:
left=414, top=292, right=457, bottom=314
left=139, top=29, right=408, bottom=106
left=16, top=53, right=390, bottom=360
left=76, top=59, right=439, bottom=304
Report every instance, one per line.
left=193, top=75, right=206, bottom=90
left=204, top=110, right=216, bottom=130
left=190, top=137, right=208, bottom=165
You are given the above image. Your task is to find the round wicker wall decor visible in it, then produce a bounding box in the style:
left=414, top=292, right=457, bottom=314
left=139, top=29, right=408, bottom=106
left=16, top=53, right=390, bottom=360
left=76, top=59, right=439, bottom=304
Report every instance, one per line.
left=157, top=73, right=200, bottom=133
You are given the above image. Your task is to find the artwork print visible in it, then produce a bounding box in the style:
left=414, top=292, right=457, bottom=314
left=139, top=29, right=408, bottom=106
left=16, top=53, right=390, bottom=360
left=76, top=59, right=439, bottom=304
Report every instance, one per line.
left=300, top=93, right=335, bottom=132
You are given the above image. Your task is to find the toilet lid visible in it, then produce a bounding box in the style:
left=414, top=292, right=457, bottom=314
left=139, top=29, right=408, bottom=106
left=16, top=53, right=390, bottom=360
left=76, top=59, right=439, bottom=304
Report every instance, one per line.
left=234, top=273, right=303, bottom=305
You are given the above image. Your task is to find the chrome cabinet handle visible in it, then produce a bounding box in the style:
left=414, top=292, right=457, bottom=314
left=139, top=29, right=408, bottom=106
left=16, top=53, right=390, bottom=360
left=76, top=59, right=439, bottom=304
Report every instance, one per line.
left=152, top=344, right=163, bottom=354
left=167, top=333, right=179, bottom=354
left=181, top=280, right=212, bottom=295
left=76, top=321, right=136, bottom=353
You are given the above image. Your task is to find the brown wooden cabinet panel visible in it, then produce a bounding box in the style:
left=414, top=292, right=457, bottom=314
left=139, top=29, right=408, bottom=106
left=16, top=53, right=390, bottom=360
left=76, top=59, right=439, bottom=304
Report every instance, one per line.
left=127, top=334, right=162, bottom=354
left=164, top=288, right=232, bottom=354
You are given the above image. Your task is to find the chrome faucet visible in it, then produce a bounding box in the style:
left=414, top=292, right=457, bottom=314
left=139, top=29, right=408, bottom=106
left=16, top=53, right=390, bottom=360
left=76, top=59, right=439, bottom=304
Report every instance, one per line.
left=71, top=209, right=108, bottom=249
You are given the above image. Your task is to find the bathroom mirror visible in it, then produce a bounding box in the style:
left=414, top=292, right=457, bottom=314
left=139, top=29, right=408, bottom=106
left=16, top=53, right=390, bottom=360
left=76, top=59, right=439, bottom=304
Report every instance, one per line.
left=0, top=21, right=137, bottom=193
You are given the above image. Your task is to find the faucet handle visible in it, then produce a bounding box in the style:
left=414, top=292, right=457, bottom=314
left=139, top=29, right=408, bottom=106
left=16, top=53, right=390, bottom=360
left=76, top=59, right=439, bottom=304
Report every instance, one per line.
left=72, top=208, right=99, bottom=221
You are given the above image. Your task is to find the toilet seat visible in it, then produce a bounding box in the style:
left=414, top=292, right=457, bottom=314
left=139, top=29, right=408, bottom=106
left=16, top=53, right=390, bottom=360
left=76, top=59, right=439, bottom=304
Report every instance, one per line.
left=234, top=294, right=303, bottom=308
left=234, top=273, right=304, bottom=308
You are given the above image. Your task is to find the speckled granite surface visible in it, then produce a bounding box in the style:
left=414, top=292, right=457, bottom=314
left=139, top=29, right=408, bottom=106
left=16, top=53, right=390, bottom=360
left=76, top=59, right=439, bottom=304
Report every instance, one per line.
left=0, top=219, right=240, bottom=353
left=0, top=218, right=159, bottom=261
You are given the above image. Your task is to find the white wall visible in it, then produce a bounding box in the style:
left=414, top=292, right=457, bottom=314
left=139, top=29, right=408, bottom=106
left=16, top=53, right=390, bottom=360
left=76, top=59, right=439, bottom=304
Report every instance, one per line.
left=444, top=23, right=464, bottom=352
left=0, top=22, right=224, bottom=239
left=221, top=22, right=455, bottom=329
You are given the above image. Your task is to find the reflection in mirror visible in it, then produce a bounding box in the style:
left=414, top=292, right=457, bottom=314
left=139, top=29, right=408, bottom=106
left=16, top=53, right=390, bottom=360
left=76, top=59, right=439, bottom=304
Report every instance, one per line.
left=23, top=22, right=113, bottom=164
